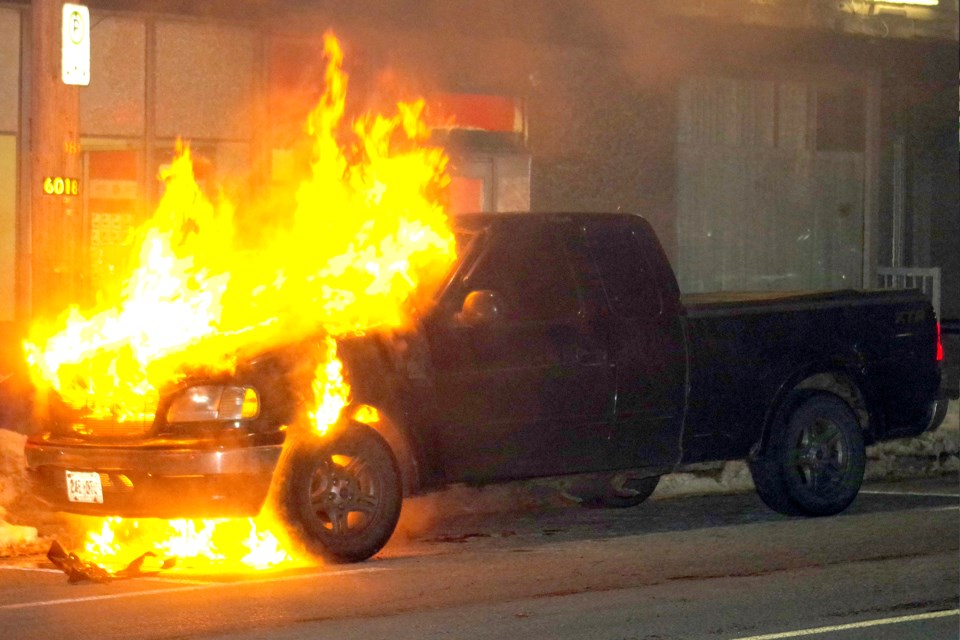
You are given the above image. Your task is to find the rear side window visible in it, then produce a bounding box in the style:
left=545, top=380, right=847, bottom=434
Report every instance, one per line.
left=586, top=221, right=661, bottom=318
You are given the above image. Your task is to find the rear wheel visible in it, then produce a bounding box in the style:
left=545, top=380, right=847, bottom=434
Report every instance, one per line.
left=276, top=422, right=402, bottom=563
left=750, top=392, right=865, bottom=517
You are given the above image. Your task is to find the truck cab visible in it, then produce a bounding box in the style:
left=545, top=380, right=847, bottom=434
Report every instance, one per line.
left=407, top=213, right=687, bottom=484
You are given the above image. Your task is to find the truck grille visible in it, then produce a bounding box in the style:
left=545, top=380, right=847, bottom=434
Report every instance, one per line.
left=51, top=393, right=159, bottom=439
left=66, top=418, right=155, bottom=439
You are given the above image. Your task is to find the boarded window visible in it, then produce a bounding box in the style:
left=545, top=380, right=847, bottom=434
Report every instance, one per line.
left=80, top=16, right=146, bottom=136
left=815, top=86, right=865, bottom=152
left=0, top=8, right=19, bottom=133
left=676, top=74, right=867, bottom=293
left=0, top=135, right=15, bottom=321
left=154, top=21, right=257, bottom=140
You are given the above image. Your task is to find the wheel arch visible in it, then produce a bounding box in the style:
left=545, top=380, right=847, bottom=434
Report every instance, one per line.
left=753, top=362, right=880, bottom=458
left=342, top=403, right=423, bottom=497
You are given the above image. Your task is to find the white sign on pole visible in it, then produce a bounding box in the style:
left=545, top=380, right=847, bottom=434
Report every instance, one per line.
left=62, top=3, right=90, bottom=86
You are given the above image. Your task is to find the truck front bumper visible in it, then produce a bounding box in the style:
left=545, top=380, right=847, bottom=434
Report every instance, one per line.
left=25, top=437, right=283, bottom=518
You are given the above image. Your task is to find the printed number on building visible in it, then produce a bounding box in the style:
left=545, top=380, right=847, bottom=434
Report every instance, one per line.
left=43, top=177, right=80, bottom=196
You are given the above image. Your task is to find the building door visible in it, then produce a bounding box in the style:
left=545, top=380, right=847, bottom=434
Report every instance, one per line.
left=448, top=152, right=531, bottom=214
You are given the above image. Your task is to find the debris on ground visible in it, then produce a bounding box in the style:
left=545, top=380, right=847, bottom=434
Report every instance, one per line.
left=46, top=540, right=175, bottom=583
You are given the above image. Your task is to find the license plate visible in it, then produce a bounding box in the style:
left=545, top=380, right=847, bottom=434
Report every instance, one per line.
left=65, top=470, right=104, bottom=504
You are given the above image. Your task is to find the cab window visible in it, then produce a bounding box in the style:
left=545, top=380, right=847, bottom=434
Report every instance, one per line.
left=586, top=220, right=661, bottom=318
left=463, top=221, right=580, bottom=323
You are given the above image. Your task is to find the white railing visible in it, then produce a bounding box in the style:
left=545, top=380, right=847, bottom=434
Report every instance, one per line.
left=876, top=266, right=941, bottom=321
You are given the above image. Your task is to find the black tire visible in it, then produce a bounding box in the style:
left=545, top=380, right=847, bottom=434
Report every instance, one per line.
left=583, top=474, right=661, bottom=509
left=276, top=422, right=402, bottom=563
left=750, top=392, right=865, bottom=517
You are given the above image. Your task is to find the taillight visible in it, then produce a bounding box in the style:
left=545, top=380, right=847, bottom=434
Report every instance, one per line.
left=936, top=321, right=944, bottom=362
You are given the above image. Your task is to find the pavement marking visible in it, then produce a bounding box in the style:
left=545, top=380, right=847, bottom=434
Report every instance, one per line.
left=128, top=575, right=213, bottom=585
left=0, top=566, right=62, bottom=574
left=729, top=609, right=959, bottom=640
left=0, top=583, right=221, bottom=611
left=0, top=565, right=386, bottom=611
left=860, top=490, right=959, bottom=498
left=0, top=565, right=212, bottom=584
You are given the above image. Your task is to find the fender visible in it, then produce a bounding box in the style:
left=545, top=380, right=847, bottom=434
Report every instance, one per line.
left=752, top=351, right=883, bottom=458
left=342, top=402, right=426, bottom=496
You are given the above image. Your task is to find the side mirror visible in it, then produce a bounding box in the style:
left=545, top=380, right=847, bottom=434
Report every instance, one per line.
left=455, top=290, right=505, bottom=326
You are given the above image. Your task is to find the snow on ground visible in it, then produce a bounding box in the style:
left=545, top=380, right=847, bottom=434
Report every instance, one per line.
left=659, top=399, right=959, bottom=496
left=0, top=429, right=39, bottom=556
left=0, top=508, right=37, bottom=555
left=866, top=399, right=960, bottom=479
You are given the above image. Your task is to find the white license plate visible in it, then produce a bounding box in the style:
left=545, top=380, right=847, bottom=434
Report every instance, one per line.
left=65, top=470, right=104, bottom=504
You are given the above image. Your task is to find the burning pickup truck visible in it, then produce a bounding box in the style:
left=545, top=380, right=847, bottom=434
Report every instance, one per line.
left=25, top=211, right=945, bottom=563
left=21, top=33, right=945, bottom=566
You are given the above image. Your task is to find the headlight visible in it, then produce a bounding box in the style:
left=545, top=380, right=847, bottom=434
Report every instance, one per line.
left=166, top=385, right=260, bottom=423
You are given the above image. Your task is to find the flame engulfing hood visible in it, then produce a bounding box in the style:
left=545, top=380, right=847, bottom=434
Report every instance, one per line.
left=25, top=32, right=456, bottom=422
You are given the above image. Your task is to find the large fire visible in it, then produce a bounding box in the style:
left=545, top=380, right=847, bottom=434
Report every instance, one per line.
left=25, top=32, right=456, bottom=573
left=77, top=513, right=298, bottom=574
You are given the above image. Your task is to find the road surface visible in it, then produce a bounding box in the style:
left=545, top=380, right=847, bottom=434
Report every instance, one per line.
left=1, top=475, right=957, bottom=640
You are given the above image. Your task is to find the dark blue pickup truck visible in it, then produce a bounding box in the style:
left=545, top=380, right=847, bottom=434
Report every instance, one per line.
left=26, top=212, right=945, bottom=562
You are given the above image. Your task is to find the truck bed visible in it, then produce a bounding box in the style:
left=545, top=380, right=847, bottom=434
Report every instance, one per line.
left=677, top=286, right=939, bottom=464
left=681, top=288, right=925, bottom=317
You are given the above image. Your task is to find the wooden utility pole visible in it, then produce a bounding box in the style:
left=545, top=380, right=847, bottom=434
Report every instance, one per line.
left=30, top=0, right=83, bottom=320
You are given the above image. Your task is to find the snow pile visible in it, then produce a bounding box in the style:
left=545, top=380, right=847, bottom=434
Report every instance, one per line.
left=655, top=460, right=755, bottom=498
left=866, top=400, right=960, bottom=480
left=0, top=507, right=37, bottom=554
left=0, top=428, right=39, bottom=555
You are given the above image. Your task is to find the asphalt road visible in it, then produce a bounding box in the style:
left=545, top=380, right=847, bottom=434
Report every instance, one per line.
left=1, top=475, right=957, bottom=640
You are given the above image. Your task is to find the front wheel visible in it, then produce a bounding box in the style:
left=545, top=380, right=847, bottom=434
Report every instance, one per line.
left=276, top=422, right=402, bottom=563
left=750, top=392, right=865, bottom=517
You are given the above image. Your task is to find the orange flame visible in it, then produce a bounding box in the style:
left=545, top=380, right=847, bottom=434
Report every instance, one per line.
left=26, top=32, right=454, bottom=421
left=24, top=143, right=235, bottom=420
left=80, top=514, right=304, bottom=573
left=28, top=31, right=456, bottom=572
left=311, top=336, right=350, bottom=437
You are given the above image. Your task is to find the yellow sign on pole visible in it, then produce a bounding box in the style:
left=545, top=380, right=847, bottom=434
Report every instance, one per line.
left=61, top=3, right=90, bottom=86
